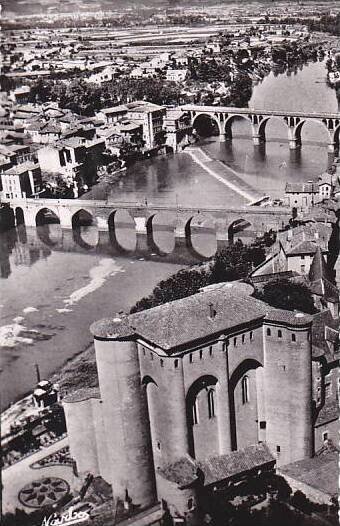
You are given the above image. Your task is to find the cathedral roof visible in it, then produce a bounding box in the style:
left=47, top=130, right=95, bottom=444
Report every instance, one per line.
left=197, top=443, right=275, bottom=487
left=158, top=444, right=275, bottom=488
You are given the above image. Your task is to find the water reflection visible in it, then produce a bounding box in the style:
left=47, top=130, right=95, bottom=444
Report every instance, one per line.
left=0, top=226, right=52, bottom=279
left=0, top=222, right=224, bottom=279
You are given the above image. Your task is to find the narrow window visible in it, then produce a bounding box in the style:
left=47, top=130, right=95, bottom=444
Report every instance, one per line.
left=250, top=331, right=253, bottom=341
left=276, top=445, right=280, bottom=453
left=189, top=353, right=193, bottom=364
left=157, top=441, right=161, bottom=450
left=209, top=346, right=213, bottom=356
left=242, top=334, right=245, bottom=344
left=199, top=349, right=203, bottom=360
left=266, top=328, right=271, bottom=336
left=207, top=389, right=215, bottom=419
left=322, top=431, right=328, bottom=442
left=278, top=330, right=282, bottom=338
left=192, top=399, right=199, bottom=425
left=188, top=498, right=194, bottom=510
left=150, top=353, right=153, bottom=360
left=160, top=359, right=164, bottom=367
left=174, top=359, right=179, bottom=369
left=241, top=376, right=249, bottom=404
left=291, top=333, right=296, bottom=342
left=142, top=348, right=146, bottom=356
left=260, top=421, right=266, bottom=430
left=234, top=337, right=237, bottom=346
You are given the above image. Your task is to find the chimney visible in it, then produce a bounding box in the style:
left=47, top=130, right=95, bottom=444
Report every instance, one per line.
left=209, top=302, right=216, bottom=319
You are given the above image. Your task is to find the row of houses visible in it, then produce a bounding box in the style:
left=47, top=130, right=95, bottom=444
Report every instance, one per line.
left=0, top=96, right=193, bottom=199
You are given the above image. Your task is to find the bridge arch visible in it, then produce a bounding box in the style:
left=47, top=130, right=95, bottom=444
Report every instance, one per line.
left=186, top=374, right=218, bottom=459
left=36, top=207, right=60, bottom=226
left=72, top=208, right=98, bottom=250
left=146, top=213, right=175, bottom=255
left=15, top=207, right=25, bottom=226
left=229, top=358, right=263, bottom=451
left=192, top=113, right=221, bottom=137
left=71, top=208, right=96, bottom=228
left=107, top=210, right=131, bottom=254
left=228, top=218, right=253, bottom=244
left=257, top=115, right=288, bottom=143
left=333, top=123, right=340, bottom=152
left=184, top=214, right=216, bottom=260
left=224, top=114, right=252, bottom=140
left=35, top=207, right=62, bottom=247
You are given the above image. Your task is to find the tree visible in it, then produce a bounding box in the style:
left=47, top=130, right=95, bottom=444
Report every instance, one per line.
left=209, top=241, right=265, bottom=284
left=254, top=279, right=318, bottom=314
left=131, top=240, right=265, bottom=314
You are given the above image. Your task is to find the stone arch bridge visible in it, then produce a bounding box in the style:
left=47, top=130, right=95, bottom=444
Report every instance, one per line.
left=7, top=198, right=292, bottom=256
left=180, top=105, right=340, bottom=152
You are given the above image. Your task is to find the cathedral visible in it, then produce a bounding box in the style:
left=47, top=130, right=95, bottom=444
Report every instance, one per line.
left=63, top=274, right=339, bottom=522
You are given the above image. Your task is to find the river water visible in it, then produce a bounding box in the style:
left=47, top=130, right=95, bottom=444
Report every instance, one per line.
left=0, top=59, right=338, bottom=410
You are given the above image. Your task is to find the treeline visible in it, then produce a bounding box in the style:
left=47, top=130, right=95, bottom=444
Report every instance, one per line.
left=130, top=240, right=266, bottom=313
left=265, top=13, right=340, bottom=36
left=131, top=237, right=318, bottom=315
left=28, top=77, right=183, bottom=116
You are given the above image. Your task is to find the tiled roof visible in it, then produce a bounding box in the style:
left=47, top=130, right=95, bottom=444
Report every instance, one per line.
left=311, top=310, right=339, bottom=361
left=129, top=284, right=270, bottom=351
left=90, top=315, right=136, bottom=341
left=265, top=309, right=313, bottom=327
left=91, top=283, right=315, bottom=352
left=198, top=443, right=275, bottom=487
left=287, top=240, right=324, bottom=256
left=157, top=456, right=198, bottom=488
left=315, top=399, right=339, bottom=426
left=309, top=247, right=333, bottom=283
left=285, top=182, right=318, bottom=193
left=279, top=451, right=338, bottom=497
left=309, top=278, right=339, bottom=303
left=4, top=161, right=39, bottom=175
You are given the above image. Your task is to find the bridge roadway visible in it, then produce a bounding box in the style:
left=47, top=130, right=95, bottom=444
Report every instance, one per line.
left=180, top=105, right=340, bottom=151
left=181, top=106, right=340, bottom=120
left=6, top=197, right=293, bottom=254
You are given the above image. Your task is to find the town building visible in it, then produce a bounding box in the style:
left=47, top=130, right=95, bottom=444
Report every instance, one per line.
left=126, top=101, right=166, bottom=150
left=0, top=161, right=42, bottom=199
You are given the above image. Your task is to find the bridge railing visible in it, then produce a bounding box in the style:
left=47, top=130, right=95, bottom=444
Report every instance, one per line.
left=180, top=105, right=340, bottom=119
left=2, top=197, right=292, bottom=215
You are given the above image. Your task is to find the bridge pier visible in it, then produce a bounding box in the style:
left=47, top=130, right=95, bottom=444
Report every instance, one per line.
left=216, top=230, right=230, bottom=251
left=59, top=207, right=73, bottom=229
left=219, top=133, right=226, bottom=142
left=252, top=135, right=262, bottom=147
left=251, top=122, right=266, bottom=147
left=133, top=217, right=155, bottom=255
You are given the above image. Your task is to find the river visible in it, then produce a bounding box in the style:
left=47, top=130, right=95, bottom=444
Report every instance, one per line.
left=0, top=58, right=338, bottom=410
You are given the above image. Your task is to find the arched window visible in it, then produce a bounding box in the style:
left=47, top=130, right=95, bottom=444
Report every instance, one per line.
left=242, top=376, right=249, bottom=404
left=192, top=398, right=199, bottom=425
left=278, top=330, right=282, bottom=338
left=207, top=389, right=215, bottom=419
left=174, top=359, right=179, bottom=368
left=266, top=328, right=271, bottom=336
left=291, top=333, right=296, bottom=342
